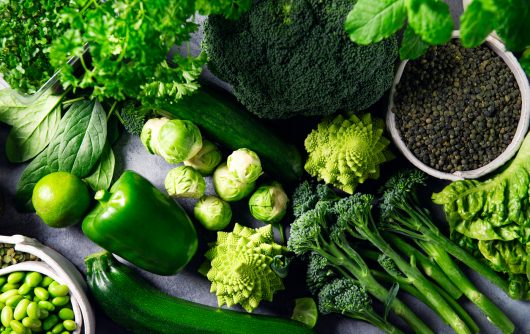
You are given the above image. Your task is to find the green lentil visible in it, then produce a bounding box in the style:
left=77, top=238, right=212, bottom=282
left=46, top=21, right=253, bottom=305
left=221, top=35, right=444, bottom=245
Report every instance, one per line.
left=393, top=40, right=521, bottom=172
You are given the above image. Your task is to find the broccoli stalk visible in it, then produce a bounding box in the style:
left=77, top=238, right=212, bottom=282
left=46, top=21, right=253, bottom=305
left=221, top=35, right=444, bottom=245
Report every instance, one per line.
left=334, top=194, right=471, bottom=334
left=289, top=194, right=433, bottom=334
left=318, top=277, right=405, bottom=334
left=381, top=170, right=515, bottom=333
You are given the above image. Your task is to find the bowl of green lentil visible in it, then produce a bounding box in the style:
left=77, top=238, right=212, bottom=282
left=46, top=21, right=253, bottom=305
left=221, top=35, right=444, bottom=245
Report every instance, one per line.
left=387, top=31, right=530, bottom=180
left=0, top=235, right=95, bottom=334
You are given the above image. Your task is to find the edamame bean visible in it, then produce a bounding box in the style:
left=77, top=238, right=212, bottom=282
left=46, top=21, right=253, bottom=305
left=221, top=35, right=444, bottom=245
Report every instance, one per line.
left=13, top=299, right=30, bottom=320
left=26, top=302, right=39, bottom=320
left=16, top=285, right=30, bottom=297
left=57, top=309, right=73, bottom=321
left=0, top=291, right=18, bottom=303
left=48, top=285, right=68, bottom=298
left=24, top=273, right=42, bottom=288
left=9, top=320, right=24, bottom=334
left=51, top=297, right=69, bottom=307
left=38, top=309, right=49, bottom=320
left=0, top=278, right=6, bottom=287
left=34, top=288, right=49, bottom=301
left=5, top=296, right=23, bottom=308
left=41, top=278, right=53, bottom=288
left=1, top=306, right=13, bottom=327
left=7, top=274, right=24, bottom=285
left=37, top=302, right=54, bottom=312
left=42, top=315, right=58, bottom=330
left=22, top=317, right=41, bottom=330
left=51, top=323, right=64, bottom=334
left=1, top=285, right=19, bottom=293
left=62, top=320, right=76, bottom=331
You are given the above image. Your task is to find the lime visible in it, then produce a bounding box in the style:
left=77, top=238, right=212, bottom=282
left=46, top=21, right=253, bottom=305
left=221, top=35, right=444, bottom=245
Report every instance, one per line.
left=32, top=172, right=91, bottom=228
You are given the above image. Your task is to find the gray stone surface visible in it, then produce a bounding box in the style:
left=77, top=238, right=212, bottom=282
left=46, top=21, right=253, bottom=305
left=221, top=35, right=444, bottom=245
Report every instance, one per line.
left=1, top=1, right=530, bottom=333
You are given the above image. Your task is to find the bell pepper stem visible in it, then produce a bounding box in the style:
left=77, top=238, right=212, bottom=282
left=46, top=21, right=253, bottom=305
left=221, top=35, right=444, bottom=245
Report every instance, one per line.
left=94, top=190, right=111, bottom=202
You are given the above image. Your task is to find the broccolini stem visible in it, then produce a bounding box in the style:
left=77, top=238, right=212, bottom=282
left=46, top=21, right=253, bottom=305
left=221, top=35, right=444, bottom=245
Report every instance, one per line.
left=344, top=310, right=405, bottom=334
left=418, top=241, right=515, bottom=334
left=386, top=234, right=462, bottom=300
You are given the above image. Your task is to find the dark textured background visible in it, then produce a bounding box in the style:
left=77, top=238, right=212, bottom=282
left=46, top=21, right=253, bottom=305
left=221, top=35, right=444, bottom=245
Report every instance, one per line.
left=2, top=1, right=529, bottom=333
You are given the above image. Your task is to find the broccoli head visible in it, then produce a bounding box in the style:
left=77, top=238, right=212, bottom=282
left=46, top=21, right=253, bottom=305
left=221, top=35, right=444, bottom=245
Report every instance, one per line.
left=306, top=252, right=337, bottom=295
left=318, top=277, right=371, bottom=315
left=203, top=0, right=398, bottom=119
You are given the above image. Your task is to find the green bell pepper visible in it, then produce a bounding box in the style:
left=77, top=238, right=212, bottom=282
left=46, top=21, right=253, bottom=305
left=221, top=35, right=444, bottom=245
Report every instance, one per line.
left=82, top=171, right=198, bottom=275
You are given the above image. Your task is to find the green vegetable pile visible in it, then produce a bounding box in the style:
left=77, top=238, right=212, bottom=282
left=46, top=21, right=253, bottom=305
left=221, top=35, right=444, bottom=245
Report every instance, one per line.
left=433, top=132, right=530, bottom=299
left=0, top=271, right=77, bottom=334
left=204, top=0, right=398, bottom=119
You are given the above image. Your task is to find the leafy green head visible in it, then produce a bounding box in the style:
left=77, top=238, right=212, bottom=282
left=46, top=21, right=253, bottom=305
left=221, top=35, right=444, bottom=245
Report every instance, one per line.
left=227, top=148, right=263, bottom=183
left=157, top=119, right=203, bottom=164
left=318, top=277, right=372, bottom=315
left=194, top=195, right=232, bottom=231
left=248, top=182, right=289, bottom=223
left=306, top=252, right=337, bottom=295
left=213, top=163, right=256, bottom=202
left=184, top=140, right=222, bottom=176
left=164, top=166, right=206, bottom=199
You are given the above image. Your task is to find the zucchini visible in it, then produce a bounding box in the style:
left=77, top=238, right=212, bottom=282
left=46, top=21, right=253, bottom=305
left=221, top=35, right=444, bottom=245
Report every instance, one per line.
left=153, top=86, right=303, bottom=185
left=86, top=252, right=314, bottom=334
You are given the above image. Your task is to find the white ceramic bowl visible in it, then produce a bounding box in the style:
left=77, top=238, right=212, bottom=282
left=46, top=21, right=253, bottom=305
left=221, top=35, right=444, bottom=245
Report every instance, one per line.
left=0, top=235, right=95, bottom=334
left=387, top=31, right=530, bottom=181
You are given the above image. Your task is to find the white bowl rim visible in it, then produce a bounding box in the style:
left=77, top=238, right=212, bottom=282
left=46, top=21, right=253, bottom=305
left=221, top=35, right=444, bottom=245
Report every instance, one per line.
left=0, top=261, right=83, bottom=334
left=387, top=30, right=530, bottom=181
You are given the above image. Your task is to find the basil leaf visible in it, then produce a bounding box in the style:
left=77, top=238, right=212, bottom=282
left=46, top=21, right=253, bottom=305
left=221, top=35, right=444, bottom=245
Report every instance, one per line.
left=405, top=0, right=453, bottom=45
left=0, top=89, right=26, bottom=125
left=15, top=99, right=107, bottom=212
left=84, top=143, right=115, bottom=191
left=345, top=0, right=406, bottom=45
left=57, top=100, right=107, bottom=176
left=460, top=0, right=496, bottom=48
left=399, top=26, right=430, bottom=60
left=4, top=94, right=62, bottom=163
left=495, top=0, right=530, bottom=52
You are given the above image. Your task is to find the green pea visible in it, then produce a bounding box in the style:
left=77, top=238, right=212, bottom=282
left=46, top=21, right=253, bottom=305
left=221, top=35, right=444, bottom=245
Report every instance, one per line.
left=24, top=273, right=42, bottom=289
left=42, top=315, right=58, bottom=330
left=38, top=309, right=49, bottom=320
left=26, top=302, right=39, bottom=320
left=0, top=291, right=18, bottom=303
left=0, top=277, right=6, bottom=287
left=13, top=299, right=29, bottom=320
left=34, top=288, right=48, bottom=301
left=48, top=285, right=68, bottom=298
left=51, top=297, right=69, bottom=307
left=9, top=320, right=24, bottom=334
left=1, top=285, right=19, bottom=293
left=41, top=278, right=53, bottom=288
left=16, top=285, right=30, bottom=297
left=37, top=302, right=54, bottom=312
left=1, top=306, right=13, bottom=327
left=57, top=309, right=73, bottom=321
left=62, top=320, right=76, bottom=331
left=5, top=296, right=23, bottom=308
left=51, top=323, right=64, bottom=334
left=7, top=274, right=24, bottom=285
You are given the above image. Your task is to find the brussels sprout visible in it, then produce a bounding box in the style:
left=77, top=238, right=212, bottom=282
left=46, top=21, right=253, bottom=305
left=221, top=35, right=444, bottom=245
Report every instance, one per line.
left=184, top=140, right=222, bottom=176
left=249, top=182, right=289, bottom=223
left=158, top=119, right=203, bottom=164
left=213, top=163, right=255, bottom=202
left=194, top=196, right=232, bottom=231
left=165, top=166, right=206, bottom=199
left=140, top=117, right=170, bottom=155
left=227, top=148, right=263, bottom=183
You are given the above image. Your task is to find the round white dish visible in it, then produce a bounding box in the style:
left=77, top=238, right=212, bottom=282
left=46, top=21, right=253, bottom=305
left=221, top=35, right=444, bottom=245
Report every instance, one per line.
left=386, top=31, right=530, bottom=181
left=0, top=235, right=95, bottom=334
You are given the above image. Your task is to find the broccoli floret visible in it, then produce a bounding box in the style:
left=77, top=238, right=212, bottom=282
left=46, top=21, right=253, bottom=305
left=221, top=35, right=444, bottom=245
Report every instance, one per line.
left=377, top=254, right=403, bottom=279
left=306, top=253, right=336, bottom=295
left=292, top=182, right=339, bottom=218
left=203, top=0, right=398, bottom=119
left=117, top=101, right=149, bottom=136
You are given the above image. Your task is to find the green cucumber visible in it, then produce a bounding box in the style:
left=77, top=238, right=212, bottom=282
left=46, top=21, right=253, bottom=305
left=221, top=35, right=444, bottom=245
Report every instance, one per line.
left=86, top=252, right=314, bottom=334
left=152, top=86, right=303, bottom=185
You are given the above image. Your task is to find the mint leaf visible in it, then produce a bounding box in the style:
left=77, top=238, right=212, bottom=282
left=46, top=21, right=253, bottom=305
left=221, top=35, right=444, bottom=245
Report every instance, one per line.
left=460, top=0, right=496, bottom=48
left=406, top=0, right=453, bottom=45
left=399, top=26, right=430, bottom=60
left=345, top=0, right=406, bottom=45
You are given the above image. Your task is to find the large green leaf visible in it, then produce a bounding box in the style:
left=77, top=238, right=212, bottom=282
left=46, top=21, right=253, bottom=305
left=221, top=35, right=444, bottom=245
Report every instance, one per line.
left=406, top=0, right=453, bottom=45
left=460, top=0, right=496, bottom=48
left=84, top=143, right=115, bottom=191
left=399, top=26, right=430, bottom=60
left=345, top=0, right=406, bottom=45
left=495, top=0, right=530, bottom=52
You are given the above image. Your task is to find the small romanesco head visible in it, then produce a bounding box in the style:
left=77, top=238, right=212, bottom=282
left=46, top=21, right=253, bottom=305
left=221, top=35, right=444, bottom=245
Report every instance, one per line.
left=205, top=223, right=286, bottom=312
left=304, top=113, right=394, bottom=194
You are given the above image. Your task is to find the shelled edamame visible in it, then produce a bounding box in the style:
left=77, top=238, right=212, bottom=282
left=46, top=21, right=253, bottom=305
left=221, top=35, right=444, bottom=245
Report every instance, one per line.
left=0, top=271, right=77, bottom=334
